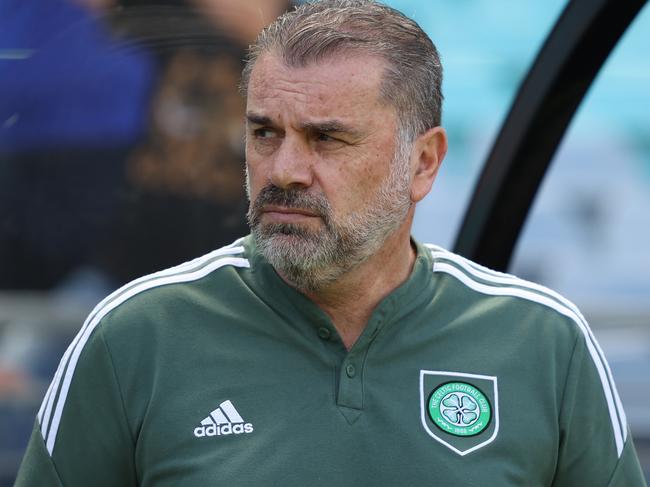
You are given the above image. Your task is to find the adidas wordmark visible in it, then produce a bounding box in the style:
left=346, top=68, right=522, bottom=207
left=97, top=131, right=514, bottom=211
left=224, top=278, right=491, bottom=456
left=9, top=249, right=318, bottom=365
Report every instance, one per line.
left=194, top=400, right=254, bottom=438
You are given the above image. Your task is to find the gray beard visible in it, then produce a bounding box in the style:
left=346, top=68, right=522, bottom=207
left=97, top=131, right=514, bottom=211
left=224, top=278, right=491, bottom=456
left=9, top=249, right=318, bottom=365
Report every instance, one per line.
left=247, top=144, right=412, bottom=292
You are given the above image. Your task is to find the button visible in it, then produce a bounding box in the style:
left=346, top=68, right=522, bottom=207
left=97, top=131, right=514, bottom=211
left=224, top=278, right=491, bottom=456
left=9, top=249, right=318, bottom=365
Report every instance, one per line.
left=345, top=364, right=356, bottom=378
left=317, top=327, right=331, bottom=340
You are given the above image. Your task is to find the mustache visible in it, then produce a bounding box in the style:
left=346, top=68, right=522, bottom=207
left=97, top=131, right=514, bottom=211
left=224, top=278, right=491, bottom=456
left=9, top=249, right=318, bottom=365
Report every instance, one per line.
left=248, top=185, right=332, bottom=225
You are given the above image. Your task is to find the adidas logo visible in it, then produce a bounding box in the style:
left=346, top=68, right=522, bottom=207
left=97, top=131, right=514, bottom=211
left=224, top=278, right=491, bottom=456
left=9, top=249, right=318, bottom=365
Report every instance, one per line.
left=193, top=400, right=254, bottom=438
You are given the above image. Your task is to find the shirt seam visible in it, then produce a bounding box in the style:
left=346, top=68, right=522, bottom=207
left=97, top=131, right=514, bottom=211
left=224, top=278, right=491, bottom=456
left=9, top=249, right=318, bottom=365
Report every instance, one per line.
left=557, top=330, right=581, bottom=431
left=604, top=437, right=629, bottom=486
left=99, top=325, right=137, bottom=445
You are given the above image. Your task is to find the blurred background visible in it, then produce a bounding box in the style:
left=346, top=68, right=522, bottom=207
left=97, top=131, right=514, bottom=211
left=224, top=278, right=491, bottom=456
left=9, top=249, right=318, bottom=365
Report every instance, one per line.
left=1, top=0, right=649, bottom=484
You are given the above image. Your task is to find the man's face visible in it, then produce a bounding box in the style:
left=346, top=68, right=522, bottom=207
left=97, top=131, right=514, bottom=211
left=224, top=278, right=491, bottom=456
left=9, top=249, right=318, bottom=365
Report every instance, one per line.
left=245, top=53, right=414, bottom=291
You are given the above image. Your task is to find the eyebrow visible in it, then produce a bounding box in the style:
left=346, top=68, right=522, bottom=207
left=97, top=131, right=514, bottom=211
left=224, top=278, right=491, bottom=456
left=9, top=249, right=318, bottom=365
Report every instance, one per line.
left=299, top=120, right=355, bottom=135
left=246, top=112, right=360, bottom=137
left=246, top=113, right=273, bottom=126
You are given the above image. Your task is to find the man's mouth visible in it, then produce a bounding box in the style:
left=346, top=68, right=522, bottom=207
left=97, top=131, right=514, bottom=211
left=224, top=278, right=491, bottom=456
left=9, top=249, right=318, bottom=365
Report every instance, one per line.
left=261, top=205, right=322, bottom=224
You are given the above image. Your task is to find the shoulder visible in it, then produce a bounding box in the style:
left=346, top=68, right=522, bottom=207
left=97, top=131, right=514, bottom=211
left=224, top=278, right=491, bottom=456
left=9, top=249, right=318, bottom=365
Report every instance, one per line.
left=38, top=239, right=253, bottom=439
left=83, top=237, right=252, bottom=342
left=422, top=242, right=590, bottom=341
left=421, top=244, right=629, bottom=447
left=420, top=243, right=619, bottom=402
left=33, top=241, right=252, bottom=461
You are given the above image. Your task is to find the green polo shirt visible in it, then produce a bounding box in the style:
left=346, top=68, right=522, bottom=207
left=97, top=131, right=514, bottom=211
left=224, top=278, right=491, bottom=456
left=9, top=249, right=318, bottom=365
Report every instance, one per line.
left=16, top=237, right=646, bottom=486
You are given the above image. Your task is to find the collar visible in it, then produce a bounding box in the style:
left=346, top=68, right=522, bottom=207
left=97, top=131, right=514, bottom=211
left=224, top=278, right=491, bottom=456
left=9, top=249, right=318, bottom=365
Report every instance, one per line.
left=242, top=234, right=435, bottom=351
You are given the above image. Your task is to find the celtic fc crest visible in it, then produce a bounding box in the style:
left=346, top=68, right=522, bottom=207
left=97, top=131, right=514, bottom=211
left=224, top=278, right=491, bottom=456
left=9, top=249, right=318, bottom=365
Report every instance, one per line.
left=420, top=371, right=499, bottom=455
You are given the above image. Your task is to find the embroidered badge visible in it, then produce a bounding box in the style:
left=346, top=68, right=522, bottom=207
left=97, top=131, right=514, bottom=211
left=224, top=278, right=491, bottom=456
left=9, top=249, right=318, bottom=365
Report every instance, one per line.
left=428, top=382, right=491, bottom=436
left=420, top=370, right=499, bottom=456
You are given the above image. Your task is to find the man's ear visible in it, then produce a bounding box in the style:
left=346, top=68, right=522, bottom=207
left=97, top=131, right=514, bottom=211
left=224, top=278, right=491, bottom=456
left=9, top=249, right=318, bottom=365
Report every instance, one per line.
left=410, top=126, right=447, bottom=203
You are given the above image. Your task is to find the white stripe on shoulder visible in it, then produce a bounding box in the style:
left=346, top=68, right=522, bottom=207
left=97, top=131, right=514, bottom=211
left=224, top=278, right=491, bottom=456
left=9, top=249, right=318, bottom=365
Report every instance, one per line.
left=86, top=242, right=246, bottom=333
left=426, top=244, right=628, bottom=444
left=425, top=244, right=626, bottom=457
left=38, top=242, right=246, bottom=439
left=425, top=243, right=520, bottom=280
left=39, top=242, right=248, bottom=455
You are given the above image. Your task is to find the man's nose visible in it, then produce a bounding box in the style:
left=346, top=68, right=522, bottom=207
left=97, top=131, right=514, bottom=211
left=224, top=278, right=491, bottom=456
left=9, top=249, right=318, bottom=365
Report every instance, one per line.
left=269, top=135, right=314, bottom=189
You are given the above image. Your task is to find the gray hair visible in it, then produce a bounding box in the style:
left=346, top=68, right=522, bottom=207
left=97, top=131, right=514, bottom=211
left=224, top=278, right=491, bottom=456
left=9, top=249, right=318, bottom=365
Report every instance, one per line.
left=240, top=0, right=443, bottom=141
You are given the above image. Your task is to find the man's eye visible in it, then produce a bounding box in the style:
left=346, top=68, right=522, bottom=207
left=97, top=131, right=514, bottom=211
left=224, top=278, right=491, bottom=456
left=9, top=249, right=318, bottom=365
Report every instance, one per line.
left=315, top=132, right=336, bottom=142
left=253, top=128, right=276, bottom=138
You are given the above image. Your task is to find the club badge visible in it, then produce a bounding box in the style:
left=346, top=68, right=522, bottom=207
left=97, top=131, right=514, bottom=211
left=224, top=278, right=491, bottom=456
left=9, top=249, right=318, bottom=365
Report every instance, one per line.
left=420, top=370, right=499, bottom=456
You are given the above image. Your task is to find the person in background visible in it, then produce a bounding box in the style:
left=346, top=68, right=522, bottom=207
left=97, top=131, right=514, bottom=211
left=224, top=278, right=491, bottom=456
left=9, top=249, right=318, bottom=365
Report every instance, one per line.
left=96, top=0, right=293, bottom=283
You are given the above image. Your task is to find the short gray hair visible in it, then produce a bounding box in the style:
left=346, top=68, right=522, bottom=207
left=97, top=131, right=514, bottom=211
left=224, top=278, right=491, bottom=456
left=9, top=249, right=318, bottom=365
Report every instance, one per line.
left=241, top=0, right=443, bottom=141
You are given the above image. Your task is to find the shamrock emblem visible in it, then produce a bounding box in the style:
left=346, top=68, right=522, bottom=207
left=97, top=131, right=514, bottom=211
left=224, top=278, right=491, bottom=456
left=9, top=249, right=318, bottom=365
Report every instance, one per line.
left=425, top=376, right=495, bottom=445
left=441, top=393, right=479, bottom=426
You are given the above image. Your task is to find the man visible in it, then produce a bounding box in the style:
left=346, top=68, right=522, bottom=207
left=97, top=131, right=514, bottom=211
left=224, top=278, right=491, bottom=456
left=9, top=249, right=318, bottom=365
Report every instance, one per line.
left=16, top=1, right=647, bottom=485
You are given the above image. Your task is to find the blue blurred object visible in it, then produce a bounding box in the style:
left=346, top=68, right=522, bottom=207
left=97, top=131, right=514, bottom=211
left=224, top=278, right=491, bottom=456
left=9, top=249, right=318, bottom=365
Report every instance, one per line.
left=0, top=0, right=159, bottom=290
left=0, top=0, right=155, bottom=152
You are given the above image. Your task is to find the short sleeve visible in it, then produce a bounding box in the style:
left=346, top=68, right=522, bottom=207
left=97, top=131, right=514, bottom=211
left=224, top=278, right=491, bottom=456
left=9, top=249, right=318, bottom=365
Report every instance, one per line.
left=14, top=324, right=137, bottom=486
left=14, top=423, right=64, bottom=487
left=606, top=435, right=647, bottom=487
left=553, top=333, right=646, bottom=486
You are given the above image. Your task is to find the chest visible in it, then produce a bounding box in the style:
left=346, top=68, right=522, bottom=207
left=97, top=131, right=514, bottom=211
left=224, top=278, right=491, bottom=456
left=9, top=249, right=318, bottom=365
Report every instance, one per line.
left=129, top=330, right=560, bottom=487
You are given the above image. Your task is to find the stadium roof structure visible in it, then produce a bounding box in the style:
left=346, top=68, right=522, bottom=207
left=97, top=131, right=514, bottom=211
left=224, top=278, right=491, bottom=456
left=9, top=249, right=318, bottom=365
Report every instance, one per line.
left=453, top=0, right=648, bottom=270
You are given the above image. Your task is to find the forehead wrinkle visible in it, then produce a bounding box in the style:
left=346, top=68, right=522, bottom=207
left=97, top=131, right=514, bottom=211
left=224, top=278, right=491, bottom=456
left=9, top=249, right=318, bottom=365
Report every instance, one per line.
left=252, top=80, right=337, bottom=112
left=246, top=53, right=396, bottom=137
left=249, top=54, right=384, bottom=104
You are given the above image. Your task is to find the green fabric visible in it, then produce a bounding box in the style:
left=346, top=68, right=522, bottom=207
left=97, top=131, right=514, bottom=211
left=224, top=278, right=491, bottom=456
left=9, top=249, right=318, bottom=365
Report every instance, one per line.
left=14, top=423, right=63, bottom=486
left=15, top=237, right=647, bottom=486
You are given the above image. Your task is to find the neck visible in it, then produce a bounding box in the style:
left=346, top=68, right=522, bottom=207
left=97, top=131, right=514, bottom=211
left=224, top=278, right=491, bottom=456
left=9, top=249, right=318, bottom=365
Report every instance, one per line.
left=287, top=220, right=417, bottom=350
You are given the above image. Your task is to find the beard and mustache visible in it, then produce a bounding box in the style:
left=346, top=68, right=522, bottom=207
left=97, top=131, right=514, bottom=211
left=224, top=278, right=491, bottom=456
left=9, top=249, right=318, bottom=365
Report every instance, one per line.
left=246, top=140, right=413, bottom=292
